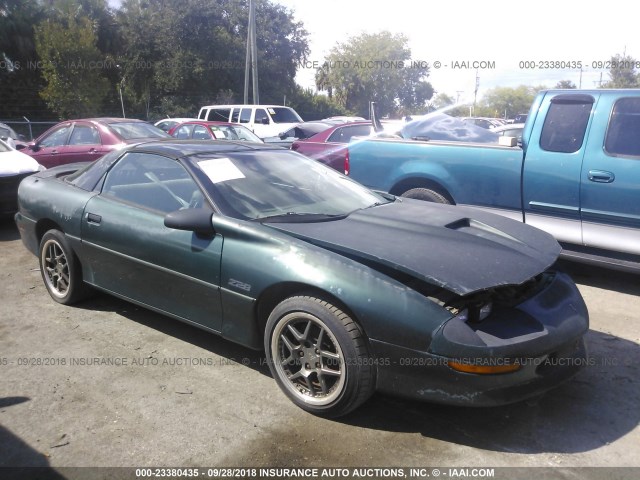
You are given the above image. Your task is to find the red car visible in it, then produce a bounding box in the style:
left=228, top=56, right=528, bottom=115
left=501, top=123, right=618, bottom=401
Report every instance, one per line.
left=168, top=120, right=263, bottom=143
left=17, top=118, right=169, bottom=169
left=291, top=121, right=374, bottom=172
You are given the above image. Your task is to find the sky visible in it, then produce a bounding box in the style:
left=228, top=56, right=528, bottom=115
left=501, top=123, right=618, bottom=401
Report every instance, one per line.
left=273, top=0, right=640, bottom=104
left=106, top=0, right=640, bottom=105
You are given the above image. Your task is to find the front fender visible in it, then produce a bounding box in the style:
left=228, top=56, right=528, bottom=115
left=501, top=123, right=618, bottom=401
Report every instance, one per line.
left=212, top=215, right=451, bottom=350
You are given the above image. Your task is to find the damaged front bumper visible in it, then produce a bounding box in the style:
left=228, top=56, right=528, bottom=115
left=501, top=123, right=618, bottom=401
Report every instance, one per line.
left=370, top=271, right=589, bottom=406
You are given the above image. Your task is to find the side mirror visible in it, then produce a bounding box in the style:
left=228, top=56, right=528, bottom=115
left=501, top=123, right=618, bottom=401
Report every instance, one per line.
left=164, top=209, right=215, bottom=236
left=498, top=136, right=518, bottom=147
left=261, top=117, right=270, bottom=125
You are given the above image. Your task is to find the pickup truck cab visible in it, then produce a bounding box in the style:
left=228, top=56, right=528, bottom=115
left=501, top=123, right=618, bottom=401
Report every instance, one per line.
left=347, top=90, right=640, bottom=271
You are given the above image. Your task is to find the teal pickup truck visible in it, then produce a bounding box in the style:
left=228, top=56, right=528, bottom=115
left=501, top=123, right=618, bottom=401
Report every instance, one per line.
left=347, top=90, right=640, bottom=270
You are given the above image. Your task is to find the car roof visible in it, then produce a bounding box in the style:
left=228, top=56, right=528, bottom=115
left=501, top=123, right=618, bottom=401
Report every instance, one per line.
left=82, top=118, right=149, bottom=123
left=127, top=139, right=283, bottom=158
left=199, top=104, right=289, bottom=108
left=491, top=123, right=525, bottom=133
left=177, top=120, right=240, bottom=127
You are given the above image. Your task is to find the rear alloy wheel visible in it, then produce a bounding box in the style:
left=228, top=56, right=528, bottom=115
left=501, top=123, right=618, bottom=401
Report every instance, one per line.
left=265, top=296, right=375, bottom=417
left=401, top=187, right=451, bottom=204
left=39, top=230, right=89, bottom=305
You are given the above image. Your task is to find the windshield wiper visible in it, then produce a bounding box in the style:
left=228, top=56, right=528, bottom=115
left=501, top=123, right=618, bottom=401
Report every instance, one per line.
left=254, top=212, right=347, bottom=223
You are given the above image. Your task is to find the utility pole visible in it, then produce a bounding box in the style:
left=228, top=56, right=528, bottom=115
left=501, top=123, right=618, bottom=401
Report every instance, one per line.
left=473, top=69, right=479, bottom=115
left=243, top=0, right=259, bottom=104
left=579, top=67, right=583, bottom=88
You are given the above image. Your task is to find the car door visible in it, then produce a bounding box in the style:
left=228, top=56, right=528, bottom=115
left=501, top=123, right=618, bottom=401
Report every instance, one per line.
left=28, top=123, right=72, bottom=168
left=172, top=124, right=194, bottom=139
left=81, top=151, right=223, bottom=331
left=580, top=95, right=640, bottom=255
left=522, top=93, right=595, bottom=245
left=192, top=125, right=211, bottom=140
left=65, top=122, right=104, bottom=163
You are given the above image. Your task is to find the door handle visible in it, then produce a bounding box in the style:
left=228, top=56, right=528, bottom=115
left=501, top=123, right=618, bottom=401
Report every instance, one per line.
left=88, top=148, right=97, bottom=153
left=51, top=149, right=58, bottom=155
left=588, top=170, right=615, bottom=183
left=86, top=213, right=102, bottom=224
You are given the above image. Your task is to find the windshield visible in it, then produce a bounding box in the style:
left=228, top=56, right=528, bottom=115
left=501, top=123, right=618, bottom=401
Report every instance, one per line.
left=191, top=150, right=387, bottom=221
left=269, top=107, right=303, bottom=124
left=210, top=125, right=262, bottom=143
left=108, top=122, right=170, bottom=140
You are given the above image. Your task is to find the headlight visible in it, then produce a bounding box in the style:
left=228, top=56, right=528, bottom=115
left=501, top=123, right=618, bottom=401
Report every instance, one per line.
left=456, top=302, right=492, bottom=324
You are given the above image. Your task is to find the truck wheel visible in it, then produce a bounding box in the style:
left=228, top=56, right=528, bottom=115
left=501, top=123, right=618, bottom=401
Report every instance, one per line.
left=401, top=188, right=451, bottom=204
left=264, top=295, right=375, bottom=417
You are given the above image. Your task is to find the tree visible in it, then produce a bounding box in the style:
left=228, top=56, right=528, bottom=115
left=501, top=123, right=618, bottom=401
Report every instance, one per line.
left=431, top=92, right=455, bottom=110
left=602, top=53, right=640, bottom=88
left=287, top=86, right=348, bottom=120
left=116, top=0, right=309, bottom=119
left=34, top=2, right=111, bottom=118
left=0, top=0, right=51, bottom=119
left=555, top=80, right=577, bottom=89
left=476, top=85, right=544, bottom=119
left=315, top=31, right=433, bottom=118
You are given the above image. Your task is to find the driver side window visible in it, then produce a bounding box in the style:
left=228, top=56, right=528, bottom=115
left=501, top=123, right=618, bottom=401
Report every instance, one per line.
left=102, top=153, right=203, bottom=213
left=40, top=125, right=71, bottom=148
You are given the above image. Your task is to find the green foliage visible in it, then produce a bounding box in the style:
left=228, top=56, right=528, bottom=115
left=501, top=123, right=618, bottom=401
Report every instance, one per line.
left=431, top=92, right=455, bottom=110
left=315, top=31, right=434, bottom=118
left=34, top=2, right=111, bottom=118
left=555, top=80, right=576, bottom=89
left=0, top=0, right=50, bottom=118
left=475, top=85, right=545, bottom=119
left=602, top=53, right=640, bottom=88
left=287, top=86, right=349, bottom=120
left=116, top=0, right=309, bottom=119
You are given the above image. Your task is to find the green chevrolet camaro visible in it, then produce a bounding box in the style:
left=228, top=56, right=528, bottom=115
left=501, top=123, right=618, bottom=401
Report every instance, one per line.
left=15, top=140, right=589, bottom=417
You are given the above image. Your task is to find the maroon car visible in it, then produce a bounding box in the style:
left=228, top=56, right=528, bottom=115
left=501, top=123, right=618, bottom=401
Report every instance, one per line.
left=168, top=120, right=263, bottom=143
left=17, top=118, right=169, bottom=168
left=290, top=121, right=374, bottom=172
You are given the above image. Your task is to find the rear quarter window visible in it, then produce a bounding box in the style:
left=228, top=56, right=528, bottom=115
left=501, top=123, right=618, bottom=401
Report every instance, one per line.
left=605, top=97, right=640, bottom=158
left=540, top=96, right=593, bottom=153
left=208, top=108, right=231, bottom=122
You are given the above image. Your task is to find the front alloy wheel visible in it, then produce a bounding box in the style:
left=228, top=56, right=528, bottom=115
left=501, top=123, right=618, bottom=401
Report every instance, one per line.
left=265, top=296, right=375, bottom=417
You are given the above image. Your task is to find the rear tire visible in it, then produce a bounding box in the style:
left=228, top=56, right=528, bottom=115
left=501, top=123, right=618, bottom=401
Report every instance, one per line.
left=39, top=230, right=90, bottom=305
left=401, top=187, right=451, bottom=204
left=265, top=295, right=375, bottom=417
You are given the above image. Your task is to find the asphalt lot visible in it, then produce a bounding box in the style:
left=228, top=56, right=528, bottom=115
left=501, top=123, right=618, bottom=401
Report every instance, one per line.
left=0, top=217, right=639, bottom=477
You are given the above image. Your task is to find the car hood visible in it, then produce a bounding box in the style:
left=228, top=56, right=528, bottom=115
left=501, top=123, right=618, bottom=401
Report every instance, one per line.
left=0, top=149, right=44, bottom=177
left=267, top=200, right=560, bottom=296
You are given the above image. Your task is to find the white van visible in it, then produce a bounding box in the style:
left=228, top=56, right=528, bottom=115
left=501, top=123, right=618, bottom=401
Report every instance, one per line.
left=197, top=104, right=303, bottom=139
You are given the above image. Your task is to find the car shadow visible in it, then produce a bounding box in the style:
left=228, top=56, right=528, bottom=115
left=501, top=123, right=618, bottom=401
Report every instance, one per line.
left=0, top=219, right=19, bottom=242
left=337, top=260, right=640, bottom=453
left=73, top=293, right=271, bottom=376
left=0, top=397, right=67, bottom=479
left=554, top=259, right=640, bottom=295
left=339, top=327, right=639, bottom=454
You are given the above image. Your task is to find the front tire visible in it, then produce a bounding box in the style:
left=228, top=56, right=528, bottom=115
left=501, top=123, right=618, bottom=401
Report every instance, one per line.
left=265, top=296, right=375, bottom=417
left=39, top=230, right=89, bottom=305
left=401, top=187, right=451, bottom=204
